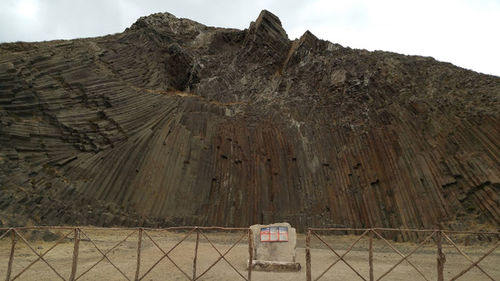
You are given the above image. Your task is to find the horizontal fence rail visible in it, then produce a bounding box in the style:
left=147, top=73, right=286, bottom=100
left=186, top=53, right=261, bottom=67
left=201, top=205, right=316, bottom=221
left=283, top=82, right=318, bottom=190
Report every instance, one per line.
left=306, top=227, right=500, bottom=281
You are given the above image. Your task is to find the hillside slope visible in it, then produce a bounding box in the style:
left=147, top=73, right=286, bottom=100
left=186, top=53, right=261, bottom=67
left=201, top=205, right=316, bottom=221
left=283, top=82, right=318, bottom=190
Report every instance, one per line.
left=0, top=11, right=499, bottom=233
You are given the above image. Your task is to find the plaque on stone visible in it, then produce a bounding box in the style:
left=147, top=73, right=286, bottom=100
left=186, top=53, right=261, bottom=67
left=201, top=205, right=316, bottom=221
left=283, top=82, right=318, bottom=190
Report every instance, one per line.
left=270, top=226, right=279, bottom=241
left=278, top=226, right=288, bottom=241
left=260, top=226, right=289, bottom=242
left=249, top=222, right=301, bottom=271
left=260, top=227, right=270, bottom=241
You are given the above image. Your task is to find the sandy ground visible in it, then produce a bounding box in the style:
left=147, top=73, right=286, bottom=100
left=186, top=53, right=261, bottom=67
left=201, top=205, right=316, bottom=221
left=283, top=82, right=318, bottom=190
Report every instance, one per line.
left=0, top=229, right=498, bottom=281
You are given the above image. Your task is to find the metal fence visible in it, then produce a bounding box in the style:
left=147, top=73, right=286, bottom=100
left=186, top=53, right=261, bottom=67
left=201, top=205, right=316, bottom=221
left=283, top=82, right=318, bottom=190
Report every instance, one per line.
left=1, top=226, right=499, bottom=281
left=0, top=226, right=253, bottom=281
left=305, top=227, right=500, bottom=281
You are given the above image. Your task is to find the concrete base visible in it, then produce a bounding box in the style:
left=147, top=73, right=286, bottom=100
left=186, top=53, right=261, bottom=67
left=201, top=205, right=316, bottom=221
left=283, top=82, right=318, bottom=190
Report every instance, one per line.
left=249, top=259, right=301, bottom=272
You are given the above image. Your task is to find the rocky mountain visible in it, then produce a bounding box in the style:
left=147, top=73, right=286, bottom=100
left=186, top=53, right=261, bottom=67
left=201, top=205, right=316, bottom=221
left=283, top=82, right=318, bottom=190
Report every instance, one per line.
left=0, top=11, right=499, bottom=235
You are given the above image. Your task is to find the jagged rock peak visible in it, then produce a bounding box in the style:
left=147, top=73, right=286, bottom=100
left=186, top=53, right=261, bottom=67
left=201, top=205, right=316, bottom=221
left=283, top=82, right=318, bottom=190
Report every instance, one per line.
left=249, top=10, right=289, bottom=41
left=298, top=30, right=318, bottom=45
left=301, top=30, right=317, bottom=40
left=129, top=12, right=178, bottom=29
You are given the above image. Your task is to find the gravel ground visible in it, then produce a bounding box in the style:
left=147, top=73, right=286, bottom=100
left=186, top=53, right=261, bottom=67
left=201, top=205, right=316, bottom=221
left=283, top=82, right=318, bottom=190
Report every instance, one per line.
left=0, top=229, right=498, bottom=281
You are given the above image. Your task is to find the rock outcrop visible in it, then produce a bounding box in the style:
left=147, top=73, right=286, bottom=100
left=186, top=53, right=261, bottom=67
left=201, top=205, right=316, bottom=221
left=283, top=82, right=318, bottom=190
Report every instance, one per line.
left=0, top=11, right=499, bottom=235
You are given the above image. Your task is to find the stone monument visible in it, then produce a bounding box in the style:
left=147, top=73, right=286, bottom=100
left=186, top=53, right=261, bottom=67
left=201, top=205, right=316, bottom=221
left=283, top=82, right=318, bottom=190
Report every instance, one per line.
left=249, top=222, right=301, bottom=271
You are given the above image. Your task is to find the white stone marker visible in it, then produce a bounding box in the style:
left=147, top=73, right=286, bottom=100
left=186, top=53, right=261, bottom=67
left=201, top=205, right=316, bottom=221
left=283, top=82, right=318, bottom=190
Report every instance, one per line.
left=249, top=222, right=301, bottom=271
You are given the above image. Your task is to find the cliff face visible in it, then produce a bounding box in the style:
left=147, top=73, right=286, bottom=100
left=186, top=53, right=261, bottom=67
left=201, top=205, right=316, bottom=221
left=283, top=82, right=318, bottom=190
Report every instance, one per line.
left=0, top=11, right=499, bottom=231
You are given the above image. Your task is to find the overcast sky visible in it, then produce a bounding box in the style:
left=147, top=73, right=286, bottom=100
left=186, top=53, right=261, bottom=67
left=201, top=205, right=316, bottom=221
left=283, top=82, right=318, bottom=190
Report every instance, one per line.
left=1, top=0, right=499, bottom=77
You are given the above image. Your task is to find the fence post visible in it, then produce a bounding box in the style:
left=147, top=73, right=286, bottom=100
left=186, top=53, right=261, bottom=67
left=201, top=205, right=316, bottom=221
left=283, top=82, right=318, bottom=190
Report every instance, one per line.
left=69, top=228, right=80, bottom=281
left=5, top=229, right=16, bottom=281
left=248, top=229, right=253, bottom=281
left=436, top=230, right=445, bottom=281
left=193, top=228, right=199, bottom=280
left=135, top=228, right=143, bottom=281
left=306, top=229, right=312, bottom=281
left=369, top=229, right=374, bottom=281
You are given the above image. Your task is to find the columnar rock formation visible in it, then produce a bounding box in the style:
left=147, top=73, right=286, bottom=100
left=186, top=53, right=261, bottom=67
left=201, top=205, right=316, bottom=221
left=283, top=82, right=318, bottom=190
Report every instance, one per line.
left=0, top=11, right=499, bottom=233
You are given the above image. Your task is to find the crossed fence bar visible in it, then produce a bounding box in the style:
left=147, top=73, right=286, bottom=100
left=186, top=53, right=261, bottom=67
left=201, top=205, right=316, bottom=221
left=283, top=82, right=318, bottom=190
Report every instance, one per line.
left=305, top=227, right=500, bottom=281
left=0, top=226, right=254, bottom=281
left=2, top=226, right=499, bottom=281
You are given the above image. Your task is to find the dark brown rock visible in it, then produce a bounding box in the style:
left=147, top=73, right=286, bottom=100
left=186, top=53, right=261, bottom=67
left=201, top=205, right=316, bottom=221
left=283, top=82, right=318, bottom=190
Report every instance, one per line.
left=0, top=11, right=498, bottom=233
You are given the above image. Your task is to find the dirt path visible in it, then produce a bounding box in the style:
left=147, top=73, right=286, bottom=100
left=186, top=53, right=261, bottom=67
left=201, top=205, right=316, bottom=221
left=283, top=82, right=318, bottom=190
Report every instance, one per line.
left=0, top=230, right=498, bottom=281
